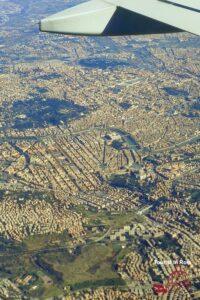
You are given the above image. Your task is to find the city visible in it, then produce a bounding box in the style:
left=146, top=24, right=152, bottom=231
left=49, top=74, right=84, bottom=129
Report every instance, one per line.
left=0, top=0, right=199, bottom=299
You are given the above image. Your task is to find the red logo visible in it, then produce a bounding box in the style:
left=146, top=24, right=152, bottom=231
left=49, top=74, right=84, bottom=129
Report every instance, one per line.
left=153, top=265, right=191, bottom=295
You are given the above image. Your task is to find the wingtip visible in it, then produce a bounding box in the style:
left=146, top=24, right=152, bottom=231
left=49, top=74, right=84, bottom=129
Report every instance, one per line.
left=38, top=0, right=116, bottom=36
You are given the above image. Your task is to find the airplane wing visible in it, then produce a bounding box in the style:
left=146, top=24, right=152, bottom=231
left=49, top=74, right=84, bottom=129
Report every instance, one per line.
left=39, top=0, right=200, bottom=36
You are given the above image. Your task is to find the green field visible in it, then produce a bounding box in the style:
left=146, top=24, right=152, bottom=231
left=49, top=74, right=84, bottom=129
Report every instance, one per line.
left=73, top=205, right=145, bottom=228
left=35, top=242, right=126, bottom=298
left=0, top=207, right=143, bottom=299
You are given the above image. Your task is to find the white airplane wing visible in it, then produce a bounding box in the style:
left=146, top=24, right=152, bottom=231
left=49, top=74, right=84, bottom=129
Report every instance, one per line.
left=39, top=0, right=200, bottom=36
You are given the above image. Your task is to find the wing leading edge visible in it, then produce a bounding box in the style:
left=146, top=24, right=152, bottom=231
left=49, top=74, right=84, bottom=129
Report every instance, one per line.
left=39, top=0, right=200, bottom=36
